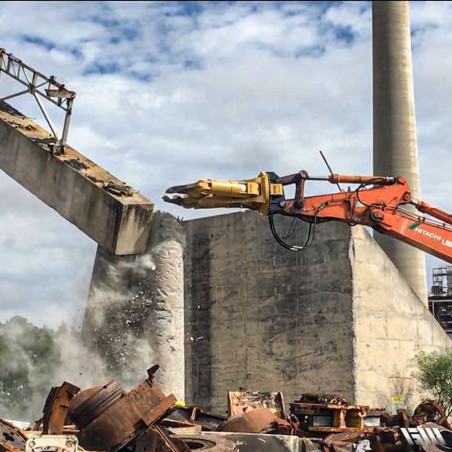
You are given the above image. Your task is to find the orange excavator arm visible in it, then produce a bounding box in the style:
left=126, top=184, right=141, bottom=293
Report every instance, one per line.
left=164, top=170, right=452, bottom=263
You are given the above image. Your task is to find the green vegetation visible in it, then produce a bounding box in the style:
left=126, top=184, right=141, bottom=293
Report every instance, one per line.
left=413, top=349, right=452, bottom=416
left=0, top=316, right=61, bottom=419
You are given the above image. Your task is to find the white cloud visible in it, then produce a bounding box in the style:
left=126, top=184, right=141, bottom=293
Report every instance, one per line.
left=0, top=1, right=450, bottom=326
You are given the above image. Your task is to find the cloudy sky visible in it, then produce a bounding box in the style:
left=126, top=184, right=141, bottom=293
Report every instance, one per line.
left=0, top=1, right=450, bottom=328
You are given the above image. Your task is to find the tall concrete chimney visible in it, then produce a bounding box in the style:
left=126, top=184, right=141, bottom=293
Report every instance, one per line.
left=372, top=1, right=427, bottom=303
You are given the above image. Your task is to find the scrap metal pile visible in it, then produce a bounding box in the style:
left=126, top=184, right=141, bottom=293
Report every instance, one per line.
left=1, top=366, right=452, bottom=452
left=289, top=394, right=452, bottom=451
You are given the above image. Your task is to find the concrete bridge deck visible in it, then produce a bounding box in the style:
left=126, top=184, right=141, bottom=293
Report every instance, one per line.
left=0, top=101, right=153, bottom=255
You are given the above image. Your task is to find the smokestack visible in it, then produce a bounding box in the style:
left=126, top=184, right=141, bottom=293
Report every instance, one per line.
left=372, top=1, right=427, bottom=303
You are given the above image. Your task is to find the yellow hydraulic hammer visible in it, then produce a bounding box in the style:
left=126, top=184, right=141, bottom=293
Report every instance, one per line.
left=163, top=172, right=284, bottom=215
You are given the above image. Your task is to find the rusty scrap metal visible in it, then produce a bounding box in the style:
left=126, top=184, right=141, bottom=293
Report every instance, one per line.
left=7, top=380, right=452, bottom=452
left=290, top=394, right=384, bottom=435
left=370, top=428, right=407, bottom=452
left=298, top=394, right=349, bottom=406
left=217, top=407, right=294, bottom=435
left=161, top=418, right=196, bottom=430
left=127, top=365, right=176, bottom=426
left=322, top=423, right=452, bottom=452
left=42, top=381, right=80, bottom=434
left=135, top=426, right=191, bottom=452
left=322, top=428, right=408, bottom=452
left=412, top=400, right=452, bottom=430
left=227, top=390, right=286, bottom=418
left=322, top=431, right=370, bottom=452
left=0, top=441, right=19, bottom=452
left=382, top=409, right=411, bottom=429
left=69, top=380, right=144, bottom=452
left=0, top=49, right=75, bottom=151
left=68, top=365, right=179, bottom=452
left=163, top=406, right=227, bottom=432
left=218, top=408, right=275, bottom=434
left=0, top=420, right=27, bottom=451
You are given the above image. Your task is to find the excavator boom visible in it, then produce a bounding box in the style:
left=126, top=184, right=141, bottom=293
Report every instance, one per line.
left=164, top=170, right=452, bottom=263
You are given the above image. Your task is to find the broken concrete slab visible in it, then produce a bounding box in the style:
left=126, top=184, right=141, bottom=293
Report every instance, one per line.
left=0, top=101, right=153, bottom=255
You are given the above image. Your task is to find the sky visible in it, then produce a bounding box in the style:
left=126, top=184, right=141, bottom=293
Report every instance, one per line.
left=0, top=1, right=450, bottom=328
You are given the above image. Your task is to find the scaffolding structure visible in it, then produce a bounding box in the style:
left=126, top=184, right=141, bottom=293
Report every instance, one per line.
left=0, top=49, right=75, bottom=152
left=429, top=266, right=452, bottom=336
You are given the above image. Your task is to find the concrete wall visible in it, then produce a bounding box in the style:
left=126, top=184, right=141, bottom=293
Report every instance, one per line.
left=185, top=211, right=451, bottom=413
left=351, top=226, right=451, bottom=410
left=184, top=211, right=356, bottom=413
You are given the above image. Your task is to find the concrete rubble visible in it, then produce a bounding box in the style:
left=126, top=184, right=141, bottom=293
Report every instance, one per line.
left=1, top=366, right=451, bottom=452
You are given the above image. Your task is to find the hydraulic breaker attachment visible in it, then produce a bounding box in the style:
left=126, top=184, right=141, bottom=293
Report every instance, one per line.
left=163, top=172, right=285, bottom=215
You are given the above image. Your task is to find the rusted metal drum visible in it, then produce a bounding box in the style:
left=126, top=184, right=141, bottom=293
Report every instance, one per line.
left=69, top=381, right=145, bottom=452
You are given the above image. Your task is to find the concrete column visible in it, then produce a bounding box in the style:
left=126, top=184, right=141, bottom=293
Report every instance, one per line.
left=372, top=1, right=427, bottom=303
left=185, top=212, right=356, bottom=411
left=184, top=211, right=451, bottom=412
left=145, top=213, right=185, bottom=399
left=82, top=211, right=185, bottom=399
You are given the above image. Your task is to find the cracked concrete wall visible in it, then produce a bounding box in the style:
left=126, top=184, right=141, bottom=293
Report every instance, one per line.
left=351, top=226, right=451, bottom=410
left=184, top=211, right=356, bottom=413
left=82, top=211, right=185, bottom=399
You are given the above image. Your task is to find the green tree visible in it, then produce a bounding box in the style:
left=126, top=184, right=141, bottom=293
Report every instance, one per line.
left=0, top=316, right=60, bottom=418
left=413, top=349, right=452, bottom=416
